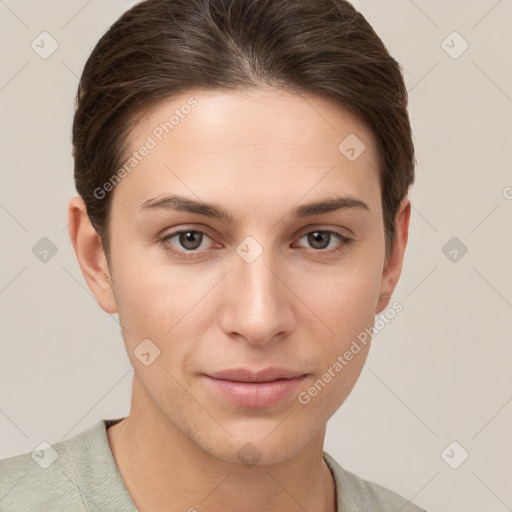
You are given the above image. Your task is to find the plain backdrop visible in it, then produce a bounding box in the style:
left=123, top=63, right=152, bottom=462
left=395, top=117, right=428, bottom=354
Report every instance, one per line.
left=1, top=1, right=511, bottom=511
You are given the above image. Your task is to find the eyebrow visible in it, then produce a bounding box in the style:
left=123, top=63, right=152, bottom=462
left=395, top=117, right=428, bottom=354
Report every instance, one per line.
left=138, top=194, right=370, bottom=222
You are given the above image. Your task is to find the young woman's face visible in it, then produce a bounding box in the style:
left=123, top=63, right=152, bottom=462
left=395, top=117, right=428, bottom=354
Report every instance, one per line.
left=105, top=87, right=405, bottom=464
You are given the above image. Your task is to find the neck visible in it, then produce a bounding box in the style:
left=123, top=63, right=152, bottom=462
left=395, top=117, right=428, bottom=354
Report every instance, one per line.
left=107, top=378, right=337, bottom=512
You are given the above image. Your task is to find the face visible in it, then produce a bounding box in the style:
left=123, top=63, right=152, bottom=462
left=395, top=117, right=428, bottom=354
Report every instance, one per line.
left=95, top=87, right=405, bottom=465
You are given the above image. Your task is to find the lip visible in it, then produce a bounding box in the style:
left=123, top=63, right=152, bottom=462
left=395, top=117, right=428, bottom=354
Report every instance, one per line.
left=204, top=367, right=308, bottom=408
left=206, top=367, right=307, bottom=383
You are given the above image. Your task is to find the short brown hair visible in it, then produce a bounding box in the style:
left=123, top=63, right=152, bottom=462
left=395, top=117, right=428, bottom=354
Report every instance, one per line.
left=72, top=0, right=415, bottom=261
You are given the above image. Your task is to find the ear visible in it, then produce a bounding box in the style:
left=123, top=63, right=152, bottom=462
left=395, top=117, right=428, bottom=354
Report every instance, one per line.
left=67, top=196, right=118, bottom=314
left=375, top=198, right=411, bottom=315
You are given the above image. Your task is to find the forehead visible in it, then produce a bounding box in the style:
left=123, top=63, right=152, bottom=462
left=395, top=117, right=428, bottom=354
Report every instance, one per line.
left=115, top=87, right=380, bottom=216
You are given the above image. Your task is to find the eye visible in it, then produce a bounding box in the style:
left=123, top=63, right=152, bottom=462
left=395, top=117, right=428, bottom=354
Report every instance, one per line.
left=159, top=229, right=217, bottom=259
left=159, top=227, right=353, bottom=260
left=295, top=230, right=353, bottom=253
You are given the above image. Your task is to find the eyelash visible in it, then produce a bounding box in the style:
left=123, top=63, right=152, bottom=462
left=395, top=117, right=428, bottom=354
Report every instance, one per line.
left=158, top=228, right=354, bottom=260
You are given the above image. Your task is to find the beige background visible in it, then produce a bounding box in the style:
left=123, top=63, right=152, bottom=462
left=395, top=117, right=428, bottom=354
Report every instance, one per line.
left=1, top=1, right=511, bottom=511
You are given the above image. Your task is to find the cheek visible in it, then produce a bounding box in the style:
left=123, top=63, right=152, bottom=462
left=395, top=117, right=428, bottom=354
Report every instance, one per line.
left=299, top=254, right=381, bottom=405
left=311, top=258, right=383, bottom=341
left=296, top=267, right=379, bottom=416
left=111, top=251, right=220, bottom=347
left=112, top=264, right=215, bottom=392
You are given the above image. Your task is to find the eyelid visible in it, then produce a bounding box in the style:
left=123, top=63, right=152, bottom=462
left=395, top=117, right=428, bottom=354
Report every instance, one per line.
left=159, top=225, right=218, bottom=244
left=295, top=224, right=353, bottom=240
left=159, top=228, right=220, bottom=256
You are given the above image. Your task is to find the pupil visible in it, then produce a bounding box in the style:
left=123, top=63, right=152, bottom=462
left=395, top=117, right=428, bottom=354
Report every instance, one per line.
left=309, top=231, right=329, bottom=249
left=181, top=231, right=202, bottom=250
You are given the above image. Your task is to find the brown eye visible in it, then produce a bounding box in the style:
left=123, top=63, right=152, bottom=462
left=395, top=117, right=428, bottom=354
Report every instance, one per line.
left=159, top=229, right=215, bottom=259
left=297, top=230, right=352, bottom=252
left=307, top=231, right=332, bottom=250
left=177, top=231, right=204, bottom=250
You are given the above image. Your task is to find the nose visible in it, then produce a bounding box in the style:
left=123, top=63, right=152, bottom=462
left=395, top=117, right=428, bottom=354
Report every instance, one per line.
left=218, top=240, right=296, bottom=345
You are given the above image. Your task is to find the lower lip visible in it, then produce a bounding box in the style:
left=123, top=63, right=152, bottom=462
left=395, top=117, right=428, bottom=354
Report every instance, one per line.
left=204, top=375, right=307, bottom=408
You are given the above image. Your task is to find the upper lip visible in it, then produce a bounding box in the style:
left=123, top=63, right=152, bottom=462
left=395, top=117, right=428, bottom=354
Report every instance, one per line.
left=205, top=367, right=307, bottom=383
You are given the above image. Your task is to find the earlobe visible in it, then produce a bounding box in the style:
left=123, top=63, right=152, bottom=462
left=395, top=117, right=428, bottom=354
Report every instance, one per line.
left=375, top=198, right=411, bottom=315
left=67, top=196, right=118, bottom=314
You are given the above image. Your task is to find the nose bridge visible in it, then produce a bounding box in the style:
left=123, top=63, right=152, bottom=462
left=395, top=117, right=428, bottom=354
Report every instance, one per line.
left=240, top=247, right=279, bottom=304
left=236, top=238, right=282, bottom=312
left=223, top=235, right=292, bottom=343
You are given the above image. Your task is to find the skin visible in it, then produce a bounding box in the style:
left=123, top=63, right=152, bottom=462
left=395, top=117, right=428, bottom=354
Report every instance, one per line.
left=68, top=87, right=410, bottom=512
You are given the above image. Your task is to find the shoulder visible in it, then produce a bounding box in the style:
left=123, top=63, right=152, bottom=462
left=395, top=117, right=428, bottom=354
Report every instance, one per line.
left=323, top=451, right=428, bottom=512
left=0, top=426, right=97, bottom=512
left=0, top=418, right=133, bottom=512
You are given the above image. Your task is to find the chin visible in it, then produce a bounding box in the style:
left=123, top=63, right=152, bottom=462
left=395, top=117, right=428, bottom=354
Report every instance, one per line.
left=198, top=422, right=318, bottom=468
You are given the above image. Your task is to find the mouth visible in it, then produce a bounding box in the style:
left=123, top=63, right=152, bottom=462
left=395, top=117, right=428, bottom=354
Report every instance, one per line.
left=203, top=367, right=308, bottom=408
left=205, top=366, right=307, bottom=383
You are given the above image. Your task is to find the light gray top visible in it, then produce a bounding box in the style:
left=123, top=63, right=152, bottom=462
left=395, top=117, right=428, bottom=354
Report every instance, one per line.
left=0, top=418, right=426, bottom=511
